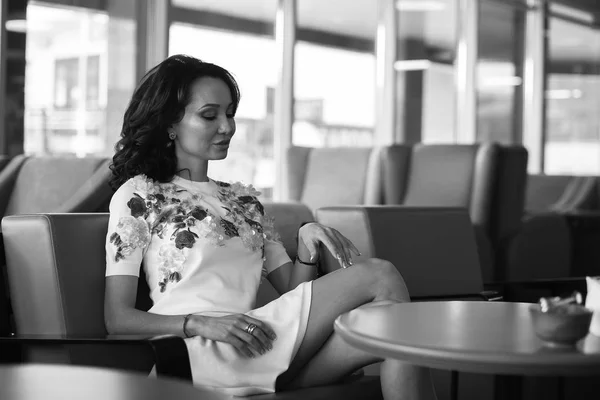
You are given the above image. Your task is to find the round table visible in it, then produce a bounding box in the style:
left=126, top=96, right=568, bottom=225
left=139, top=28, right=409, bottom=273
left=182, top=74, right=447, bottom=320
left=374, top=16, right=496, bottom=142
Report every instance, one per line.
left=334, top=301, right=600, bottom=400
left=335, top=301, right=600, bottom=376
left=0, top=364, right=232, bottom=400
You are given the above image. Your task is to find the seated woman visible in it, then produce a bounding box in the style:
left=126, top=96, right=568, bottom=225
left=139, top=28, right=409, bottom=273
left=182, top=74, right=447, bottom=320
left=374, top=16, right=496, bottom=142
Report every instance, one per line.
left=104, top=54, right=437, bottom=400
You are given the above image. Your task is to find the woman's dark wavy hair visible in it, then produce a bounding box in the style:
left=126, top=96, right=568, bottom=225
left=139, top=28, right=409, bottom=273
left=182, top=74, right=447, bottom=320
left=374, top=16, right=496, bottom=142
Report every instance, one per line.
left=109, top=54, right=241, bottom=190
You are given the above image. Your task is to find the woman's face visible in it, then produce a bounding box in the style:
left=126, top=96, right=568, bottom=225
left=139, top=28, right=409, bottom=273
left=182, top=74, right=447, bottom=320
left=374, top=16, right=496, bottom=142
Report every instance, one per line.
left=171, top=76, right=236, bottom=163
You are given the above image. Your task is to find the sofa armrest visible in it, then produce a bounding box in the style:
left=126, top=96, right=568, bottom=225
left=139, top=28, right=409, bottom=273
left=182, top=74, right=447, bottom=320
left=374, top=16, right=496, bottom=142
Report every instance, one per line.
left=0, top=334, right=192, bottom=382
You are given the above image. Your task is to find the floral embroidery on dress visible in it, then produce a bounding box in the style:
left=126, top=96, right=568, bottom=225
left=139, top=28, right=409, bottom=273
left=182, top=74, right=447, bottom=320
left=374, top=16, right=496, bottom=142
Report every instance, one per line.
left=110, top=174, right=279, bottom=292
left=109, top=216, right=151, bottom=262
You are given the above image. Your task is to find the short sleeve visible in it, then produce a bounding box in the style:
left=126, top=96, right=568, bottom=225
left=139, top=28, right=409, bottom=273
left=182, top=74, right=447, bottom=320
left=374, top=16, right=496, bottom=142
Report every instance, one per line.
left=105, top=179, right=151, bottom=277
left=261, top=212, right=292, bottom=274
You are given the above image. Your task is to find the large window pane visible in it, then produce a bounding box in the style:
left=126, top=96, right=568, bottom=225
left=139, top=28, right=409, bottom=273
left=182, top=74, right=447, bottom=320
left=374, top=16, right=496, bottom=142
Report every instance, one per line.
left=396, top=0, right=457, bottom=143
left=24, top=1, right=136, bottom=157
left=544, top=17, right=600, bottom=175
left=170, top=0, right=277, bottom=199
left=294, top=0, right=376, bottom=148
left=477, top=0, right=526, bottom=145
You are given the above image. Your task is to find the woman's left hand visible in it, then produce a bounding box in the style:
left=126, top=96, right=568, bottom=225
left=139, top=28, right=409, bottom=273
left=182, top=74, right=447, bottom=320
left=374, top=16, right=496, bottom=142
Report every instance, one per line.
left=298, top=222, right=360, bottom=268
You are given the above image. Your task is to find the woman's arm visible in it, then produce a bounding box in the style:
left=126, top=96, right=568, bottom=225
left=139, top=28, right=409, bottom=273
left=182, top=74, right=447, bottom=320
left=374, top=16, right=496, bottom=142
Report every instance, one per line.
left=104, top=275, right=187, bottom=336
left=266, top=222, right=359, bottom=294
left=104, top=275, right=276, bottom=358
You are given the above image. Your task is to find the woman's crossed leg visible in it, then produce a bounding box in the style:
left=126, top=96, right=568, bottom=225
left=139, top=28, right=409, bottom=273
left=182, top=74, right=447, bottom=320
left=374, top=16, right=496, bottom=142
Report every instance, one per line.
left=276, top=258, right=438, bottom=400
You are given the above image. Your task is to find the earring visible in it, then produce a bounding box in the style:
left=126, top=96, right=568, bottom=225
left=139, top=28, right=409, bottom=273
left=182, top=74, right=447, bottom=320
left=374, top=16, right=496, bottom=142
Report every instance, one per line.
left=168, top=131, right=177, bottom=140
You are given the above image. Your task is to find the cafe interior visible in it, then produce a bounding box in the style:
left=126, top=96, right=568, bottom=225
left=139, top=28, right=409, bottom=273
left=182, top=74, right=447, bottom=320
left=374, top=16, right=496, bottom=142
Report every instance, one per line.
left=1, top=0, right=600, bottom=399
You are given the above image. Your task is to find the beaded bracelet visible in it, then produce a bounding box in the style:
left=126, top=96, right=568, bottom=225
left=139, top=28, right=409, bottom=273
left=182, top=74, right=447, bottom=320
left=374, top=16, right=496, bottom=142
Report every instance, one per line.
left=183, top=313, right=193, bottom=338
left=295, top=255, right=318, bottom=266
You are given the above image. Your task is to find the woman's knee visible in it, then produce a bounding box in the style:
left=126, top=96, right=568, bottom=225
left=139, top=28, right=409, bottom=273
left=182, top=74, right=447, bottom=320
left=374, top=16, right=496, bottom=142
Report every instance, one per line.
left=360, top=258, right=410, bottom=302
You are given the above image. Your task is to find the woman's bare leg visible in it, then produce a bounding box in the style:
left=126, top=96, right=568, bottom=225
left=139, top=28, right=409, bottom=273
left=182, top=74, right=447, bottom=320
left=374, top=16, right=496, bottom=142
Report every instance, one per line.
left=276, top=258, right=437, bottom=400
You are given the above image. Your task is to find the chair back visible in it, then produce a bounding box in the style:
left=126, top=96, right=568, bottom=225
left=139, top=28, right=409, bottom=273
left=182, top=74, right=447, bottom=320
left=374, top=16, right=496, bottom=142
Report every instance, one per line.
left=384, top=143, right=499, bottom=227
left=525, top=174, right=574, bottom=213
left=3, top=156, right=111, bottom=216
left=315, top=206, right=484, bottom=299
left=1, top=213, right=153, bottom=336
left=286, top=146, right=382, bottom=211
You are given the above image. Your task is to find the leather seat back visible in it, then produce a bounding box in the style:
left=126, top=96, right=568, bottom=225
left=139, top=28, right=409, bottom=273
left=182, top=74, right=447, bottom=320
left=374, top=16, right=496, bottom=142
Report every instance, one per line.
left=287, top=146, right=383, bottom=211
left=315, top=206, right=484, bottom=299
left=2, top=213, right=113, bottom=335
left=5, top=157, right=109, bottom=215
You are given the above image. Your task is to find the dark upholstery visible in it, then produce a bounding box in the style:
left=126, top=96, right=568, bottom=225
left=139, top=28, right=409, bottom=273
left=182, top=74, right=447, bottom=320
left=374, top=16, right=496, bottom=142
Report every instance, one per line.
left=526, top=174, right=575, bottom=213
left=488, top=145, right=529, bottom=248
left=522, top=174, right=600, bottom=280
left=286, top=146, right=382, bottom=211
left=314, top=206, right=486, bottom=299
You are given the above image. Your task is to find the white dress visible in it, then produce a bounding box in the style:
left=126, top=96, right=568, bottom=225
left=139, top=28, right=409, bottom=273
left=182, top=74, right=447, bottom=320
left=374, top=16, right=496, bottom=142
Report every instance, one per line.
left=105, top=175, right=312, bottom=396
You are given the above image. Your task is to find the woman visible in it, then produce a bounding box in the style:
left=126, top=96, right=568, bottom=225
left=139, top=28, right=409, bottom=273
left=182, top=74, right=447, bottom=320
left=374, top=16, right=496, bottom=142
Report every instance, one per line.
left=105, top=54, right=437, bottom=399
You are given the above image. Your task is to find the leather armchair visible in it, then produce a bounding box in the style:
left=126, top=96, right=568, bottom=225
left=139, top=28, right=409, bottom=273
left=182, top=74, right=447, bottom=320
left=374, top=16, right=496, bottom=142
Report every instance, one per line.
left=0, top=157, right=113, bottom=348
left=0, top=213, right=191, bottom=381
left=380, top=143, right=512, bottom=282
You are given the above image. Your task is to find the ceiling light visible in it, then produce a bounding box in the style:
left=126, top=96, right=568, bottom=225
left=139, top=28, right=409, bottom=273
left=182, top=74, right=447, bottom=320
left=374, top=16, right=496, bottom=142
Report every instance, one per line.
left=546, top=89, right=583, bottom=100
left=394, top=59, right=431, bottom=71
left=396, top=0, right=446, bottom=12
left=5, top=19, right=27, bottom=33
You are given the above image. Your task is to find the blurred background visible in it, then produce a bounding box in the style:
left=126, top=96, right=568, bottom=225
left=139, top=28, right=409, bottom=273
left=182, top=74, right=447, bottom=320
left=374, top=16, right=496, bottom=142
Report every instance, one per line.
left=1, top=0, right=599, bottom=199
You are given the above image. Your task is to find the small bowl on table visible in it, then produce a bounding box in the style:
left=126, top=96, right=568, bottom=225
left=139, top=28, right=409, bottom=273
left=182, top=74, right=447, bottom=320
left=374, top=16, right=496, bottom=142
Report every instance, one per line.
left=529, top=303, right=593, bottom=347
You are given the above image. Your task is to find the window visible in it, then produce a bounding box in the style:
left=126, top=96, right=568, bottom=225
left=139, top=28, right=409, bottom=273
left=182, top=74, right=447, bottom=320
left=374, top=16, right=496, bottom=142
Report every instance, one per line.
left=294, top=42, right=376, bottom=147
left=396, top=0, right=458, bottom=144
left=54, top=58, right=79, bottom=109
left=86, top=55, right=101, bottom=109
left=543, top=17, right=600, bottom=174
left=476, top=0, right=526, bottom=145
left=24, top=1, right=136, bottom=157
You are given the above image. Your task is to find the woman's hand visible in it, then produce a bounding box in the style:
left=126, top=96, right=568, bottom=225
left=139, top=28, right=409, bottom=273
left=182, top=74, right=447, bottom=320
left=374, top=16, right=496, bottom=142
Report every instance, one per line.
left=189, top=314, right=277, bottom=358
left=298, top=222, right=360, bottom=268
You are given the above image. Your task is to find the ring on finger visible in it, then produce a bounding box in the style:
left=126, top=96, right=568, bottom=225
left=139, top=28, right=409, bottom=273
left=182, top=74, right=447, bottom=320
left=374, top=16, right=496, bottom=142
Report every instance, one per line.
left=245, top=323, right=258, bottom=335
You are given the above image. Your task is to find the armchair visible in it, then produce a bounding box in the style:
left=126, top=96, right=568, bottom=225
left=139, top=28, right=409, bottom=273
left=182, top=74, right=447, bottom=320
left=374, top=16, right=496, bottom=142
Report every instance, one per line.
left=0, top=213, right=191, bottom=381
left=0, top=156, right=113, bottom=355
